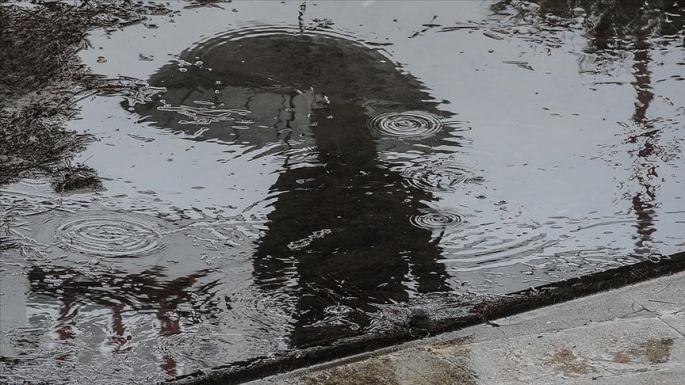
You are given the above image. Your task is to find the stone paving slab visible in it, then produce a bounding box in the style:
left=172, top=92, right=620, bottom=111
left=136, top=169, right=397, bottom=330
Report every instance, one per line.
left=471, top=317, right=685, bottom=384
left=565, top=370, right=685, bottom=385
left=253, top=272, right=685, bottom=385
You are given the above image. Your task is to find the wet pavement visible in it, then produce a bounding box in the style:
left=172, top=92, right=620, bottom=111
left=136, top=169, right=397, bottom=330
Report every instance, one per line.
left=257, top=271, right=685, bottom=385
left=1, top=1, right=684, bottom=384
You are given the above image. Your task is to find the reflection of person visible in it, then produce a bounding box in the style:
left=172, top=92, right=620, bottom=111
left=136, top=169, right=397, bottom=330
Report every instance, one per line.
left=138, top=30, right=458, bottom=348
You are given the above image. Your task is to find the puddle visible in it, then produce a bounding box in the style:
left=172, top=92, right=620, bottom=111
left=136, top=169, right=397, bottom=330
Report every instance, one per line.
left=1, top=1, right=684, bottom=383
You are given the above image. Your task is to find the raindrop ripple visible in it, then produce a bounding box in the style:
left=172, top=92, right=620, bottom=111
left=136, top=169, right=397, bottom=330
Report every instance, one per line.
left=367, top=111, right=445, bottom=140
left=56, top=215, right=163, bottom=257
left=410, top=210, right=465, bottom=229
left=402, top=159, right=481, bottom=193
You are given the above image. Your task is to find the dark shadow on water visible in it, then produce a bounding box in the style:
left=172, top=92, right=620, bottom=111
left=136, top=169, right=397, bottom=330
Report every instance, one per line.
left=254, top=102, right=451, bottom=348
left=135, top=30, right=464, bottom=348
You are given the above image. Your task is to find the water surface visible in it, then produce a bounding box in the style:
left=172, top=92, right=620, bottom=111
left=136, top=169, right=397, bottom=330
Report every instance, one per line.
left=1, top=1, right=684, bottom=383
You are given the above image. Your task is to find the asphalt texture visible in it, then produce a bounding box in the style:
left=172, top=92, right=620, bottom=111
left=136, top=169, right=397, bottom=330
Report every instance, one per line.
left=254, top=271, right=685, bottom=385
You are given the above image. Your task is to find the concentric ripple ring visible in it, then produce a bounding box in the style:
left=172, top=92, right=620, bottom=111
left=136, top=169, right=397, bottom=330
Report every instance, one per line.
left=410, top=210, right=465, bottom=229
left=56, top=215, right=163, bottom=257
left=367, top=111, right=444, bottom=140
left=402, top=160, right=482, bottom=193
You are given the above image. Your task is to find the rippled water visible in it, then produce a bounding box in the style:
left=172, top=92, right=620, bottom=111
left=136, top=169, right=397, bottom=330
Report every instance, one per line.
left=367, top=110, right=468, bottom=139
left=399, top=156, right=483, bottom=193
left=2, top=1, right=684, bottom=383
left=410, top=208, right=467, bottom=230
left=56, top=214, right=164, bottom=257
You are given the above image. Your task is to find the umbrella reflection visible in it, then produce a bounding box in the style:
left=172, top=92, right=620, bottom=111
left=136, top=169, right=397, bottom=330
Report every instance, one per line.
left=138, top=28, right=467, bottom=347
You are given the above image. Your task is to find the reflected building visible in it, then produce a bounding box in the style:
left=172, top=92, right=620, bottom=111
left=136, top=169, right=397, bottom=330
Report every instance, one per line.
left=136, top=28, right=466, bottom=347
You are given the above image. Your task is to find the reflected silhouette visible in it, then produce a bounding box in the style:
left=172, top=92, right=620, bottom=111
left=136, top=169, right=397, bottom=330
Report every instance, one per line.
left=134, top=29, right=459, bottom=148
left=28, top=266, right=217, bottom=376
left=255, top=101, right=451, bottom=347
left=137, top=29, right=462, bottom=347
